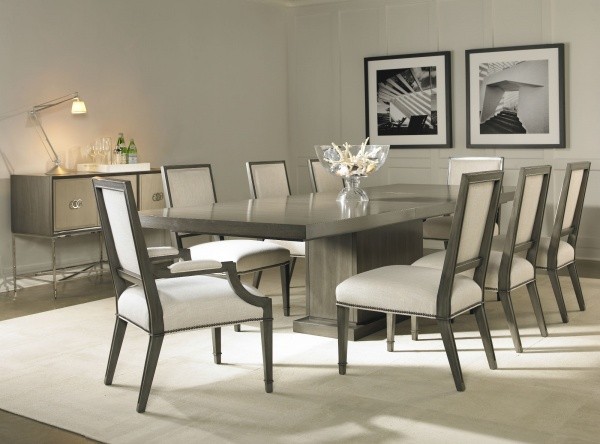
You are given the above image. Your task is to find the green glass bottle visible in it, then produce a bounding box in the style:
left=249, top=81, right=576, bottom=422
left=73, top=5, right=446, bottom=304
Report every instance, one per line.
left=127, top=139, right=138, bottom=164
left=115, top=133, right=127, bottom=165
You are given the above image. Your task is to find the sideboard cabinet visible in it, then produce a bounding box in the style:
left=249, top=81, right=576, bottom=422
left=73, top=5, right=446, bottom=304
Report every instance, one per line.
left=11, top=170, right=165, bottom=296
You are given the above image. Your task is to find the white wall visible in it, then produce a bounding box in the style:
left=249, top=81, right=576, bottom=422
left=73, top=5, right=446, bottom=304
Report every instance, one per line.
left=0, top=0, right=288, bottom=281
left=287, top=0, right=600, bottom=260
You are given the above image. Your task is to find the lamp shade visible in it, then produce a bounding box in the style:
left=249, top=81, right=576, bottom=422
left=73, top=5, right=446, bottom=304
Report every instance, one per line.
left=71, top=98, right=87, bottom=114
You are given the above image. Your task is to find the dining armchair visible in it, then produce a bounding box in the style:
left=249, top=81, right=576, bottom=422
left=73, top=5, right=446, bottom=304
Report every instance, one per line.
left=336, top=171, right=503, bottom=391
left=414, top=166, right=552, bottom=352
left=536, top=162, right=591, bottom=323
left=308, top=158, right=344, bottom=193
left=161, top=164, right=291, bottom=319
left=423, top=156, right=504, bottom=245
left=93, top=178, right=273, bottom=413
left=246, top=160, right=306, bottom=280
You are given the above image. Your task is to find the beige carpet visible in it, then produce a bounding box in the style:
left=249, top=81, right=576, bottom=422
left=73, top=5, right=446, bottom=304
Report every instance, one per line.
left=0, top=273, right=599, bottom=443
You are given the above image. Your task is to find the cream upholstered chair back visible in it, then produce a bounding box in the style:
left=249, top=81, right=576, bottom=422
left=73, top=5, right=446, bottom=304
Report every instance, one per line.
left=448, top=157, right=504, bottom=186
left=437, top=170, right=503, bottom=317
left=161, top=164, right=217, bottom=208
left=308, top=158, right=344, bottom=193
left=556, top=162, right=591, bottom=232
left=246, top=161, right=291, bottom=198
left=93, top=178, right=164, bottom=332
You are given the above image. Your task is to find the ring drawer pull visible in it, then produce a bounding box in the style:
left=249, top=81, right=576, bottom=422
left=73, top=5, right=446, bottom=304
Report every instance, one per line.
left=152, top=192, right=164, bottom=202
left=69, top=199, right=84, bottom=209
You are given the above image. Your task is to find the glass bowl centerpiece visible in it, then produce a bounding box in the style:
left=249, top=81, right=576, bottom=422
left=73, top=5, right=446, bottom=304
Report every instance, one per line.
left=315, top=138, right=389, bottom=203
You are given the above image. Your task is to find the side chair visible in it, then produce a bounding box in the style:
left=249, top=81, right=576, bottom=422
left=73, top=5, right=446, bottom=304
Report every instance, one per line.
left=414, top=166, right=552, bottom=352
left=93, top=178, right=273, bottom=413
left=308, top=158, right=344, bottom=193
left=423, top=156, right=503, bottom=246
left=246, top=160, right=306, bottom=280
left=161, top=164, right=291, bottom=321
left=336, top=171, right=503, bottom=391
left=536, top=161, right=591, bottom=323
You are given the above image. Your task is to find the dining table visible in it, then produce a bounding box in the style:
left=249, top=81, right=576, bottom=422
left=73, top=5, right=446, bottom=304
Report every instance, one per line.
left=139, top=183, right=515, bottom=341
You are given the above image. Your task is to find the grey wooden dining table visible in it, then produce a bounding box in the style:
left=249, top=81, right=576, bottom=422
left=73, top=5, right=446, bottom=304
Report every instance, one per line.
left=139, top=183, right=515, bottom=340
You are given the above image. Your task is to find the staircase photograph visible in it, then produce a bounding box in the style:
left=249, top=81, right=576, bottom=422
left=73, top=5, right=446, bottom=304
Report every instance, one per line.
left=480, top=109, right=526, bottom=134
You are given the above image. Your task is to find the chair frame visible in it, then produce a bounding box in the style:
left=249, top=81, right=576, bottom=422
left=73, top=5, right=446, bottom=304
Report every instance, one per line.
left=308, top=158, right=344, bottom=193
left=93, top=178, right=273, bottom=413
left=246, top=160, right=291, bottom=199
left=495, top=165, right=551, bottom=352
left=538, top=161, right=591, bottom=323
left=338, top=170, right=503, bottom=391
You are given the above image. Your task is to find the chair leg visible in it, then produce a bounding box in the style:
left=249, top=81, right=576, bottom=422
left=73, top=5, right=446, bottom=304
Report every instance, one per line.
left=411, top=315, right=419, bottom=341
left=253, top=270, right=263, bottom=289
left=548, top=269, right=569, bottom=323
left=526, top=281, right=548, bottom=337
left=337, top=305, right=349, bottom=375
left=473, top=306, right=497, bottom=370
left=498, top=290, right=523, bottom=353
left=280, top=263, right=291, bottom=316
left=567, top=263, right=586, bottom=311
left=212, top=327, right=222, bottom=364
left=386, top=313, right=396, bottom=352
left=137, top=334, right=164, bottom=413
left=105, top=317, right=128, bottom=385
left=438, top=319, right=465, bottom=391
left=260, top=319, right=273, bottom=393
left=289, top=257, right=297, bottom=280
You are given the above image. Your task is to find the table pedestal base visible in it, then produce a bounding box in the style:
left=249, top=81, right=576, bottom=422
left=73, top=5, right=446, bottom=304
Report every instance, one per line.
left=293, top=220, right=423, bottom=340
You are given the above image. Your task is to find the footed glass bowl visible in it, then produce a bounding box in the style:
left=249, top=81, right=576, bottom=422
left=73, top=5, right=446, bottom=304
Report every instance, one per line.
left=315, top=143, right=389, bottom=203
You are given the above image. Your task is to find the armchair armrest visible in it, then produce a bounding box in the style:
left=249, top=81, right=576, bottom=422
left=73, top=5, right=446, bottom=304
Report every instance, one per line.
left=168, top=259, right=223, bottom=274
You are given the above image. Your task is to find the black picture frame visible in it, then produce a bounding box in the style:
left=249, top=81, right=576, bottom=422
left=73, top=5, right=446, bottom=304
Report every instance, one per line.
left=364, top=51, right=452, bottom=149
left=466, top=43, right=565, bottom=148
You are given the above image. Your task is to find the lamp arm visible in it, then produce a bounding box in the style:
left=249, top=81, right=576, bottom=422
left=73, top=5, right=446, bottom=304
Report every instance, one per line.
left=31, top=92, right=80, bottom=113
left=30, top=111, right=61, bottom=166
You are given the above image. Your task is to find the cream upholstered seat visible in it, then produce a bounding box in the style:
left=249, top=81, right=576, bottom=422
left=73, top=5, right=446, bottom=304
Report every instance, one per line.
left=415, top=166, right=552, bottom=352
left=535, top=162, right=591, bottom=323
left=308, top=158, right=344, bottom=193
left=246, top=160, right=306, bottom=278
left=93, top=178, right=273, bottom=413
left=336, top=171, right=504, bottom=391
left=423, top=157, right=503, bottom=244
left=162, top=164, right=291, bottom=318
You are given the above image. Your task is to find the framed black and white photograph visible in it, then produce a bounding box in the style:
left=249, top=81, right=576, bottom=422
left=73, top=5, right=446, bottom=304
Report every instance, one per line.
left=364, top=51, right=452, bottom=148
left=466, top=43, right=565, bottom=148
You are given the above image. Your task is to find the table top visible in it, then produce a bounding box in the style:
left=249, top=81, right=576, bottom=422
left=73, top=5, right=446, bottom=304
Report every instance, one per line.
left=139, top=183, right=515, bottom=241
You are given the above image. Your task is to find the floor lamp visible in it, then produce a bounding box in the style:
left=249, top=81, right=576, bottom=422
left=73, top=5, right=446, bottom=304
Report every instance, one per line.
left=30, top=92, right=87, bottom=175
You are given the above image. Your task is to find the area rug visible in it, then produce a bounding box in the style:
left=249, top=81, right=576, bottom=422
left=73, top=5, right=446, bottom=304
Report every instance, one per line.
left=0, top=276, right=599, bottom=443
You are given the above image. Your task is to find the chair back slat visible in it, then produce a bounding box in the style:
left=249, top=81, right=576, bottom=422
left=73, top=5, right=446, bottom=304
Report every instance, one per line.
left=246, top=161, right=291, bottom=198
left=561, top=168, right=584, bottom=230
left=437, top=171, right=503, bottom=318
left=448, top=157, right=504, bottom=186
left=93, top=178, right=164, bottom=333
left=162, top=164, right=217, bottom=208
left=308, top=158, right=344, bottom=193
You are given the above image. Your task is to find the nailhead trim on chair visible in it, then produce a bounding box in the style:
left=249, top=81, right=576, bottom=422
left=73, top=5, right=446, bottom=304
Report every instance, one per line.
left=336, top=301, right=482, bottom=320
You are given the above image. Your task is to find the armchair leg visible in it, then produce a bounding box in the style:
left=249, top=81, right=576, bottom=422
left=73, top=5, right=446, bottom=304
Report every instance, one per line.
left=280, top=263, right=291, bottom=316
left=438, top=319, right=465, bottom=391
left=498, top=290, right=523, bottom=353
left=548, top=269, right=569, bottom=323
left=253, top=271, right=263, bottom=289
left=386, top=313, right=396, bottom=352
left=411, top=316, right=419, bottom=341
left=473, top=306, right=497, bottom=369
left=527, top=281, right=548, bottom=337
left=289, top=257, right=297, bottom=280
left=337, top=305, right=349, bottom=375
left=105, top=317, right=127, bottom=385
left=137, top=334, right=164, bottom=413
left=212, top=327, right=222, bottom=364
left=260, top=319, right=273, bottom=393
left=568, top=263, right=586, bottom=311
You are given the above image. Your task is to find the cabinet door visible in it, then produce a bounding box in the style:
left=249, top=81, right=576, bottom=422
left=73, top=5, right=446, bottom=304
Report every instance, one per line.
left=105, top=174, right=138, bottom=204
left=53, top=178, right=98, bottom=232
left=139, top=173, right=165, bottom=210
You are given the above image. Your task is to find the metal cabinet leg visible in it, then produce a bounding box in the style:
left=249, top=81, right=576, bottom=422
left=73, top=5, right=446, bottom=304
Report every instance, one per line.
left=52, top=238, right=57, bottom=299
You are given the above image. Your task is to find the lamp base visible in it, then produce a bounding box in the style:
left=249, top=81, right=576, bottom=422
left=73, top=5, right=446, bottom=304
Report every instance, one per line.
left=45, top=164, right=73, bottom=175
